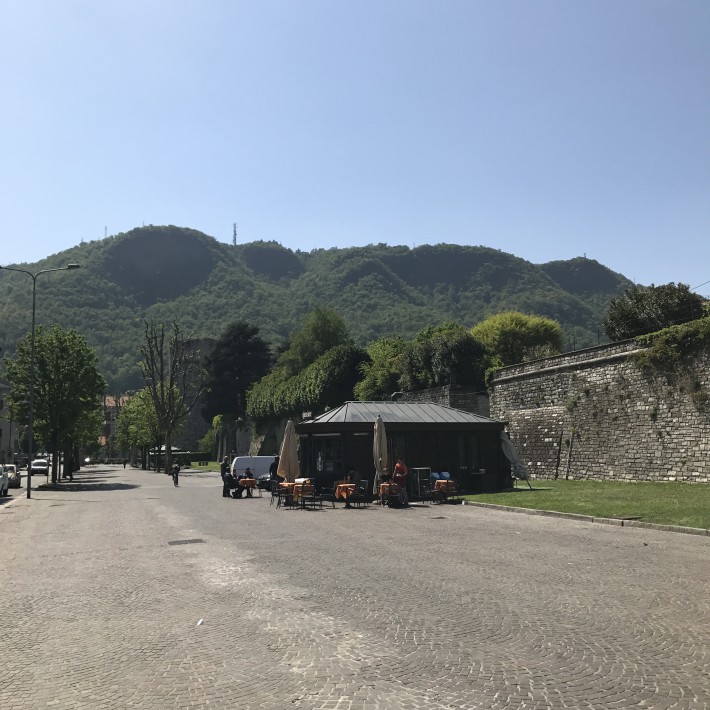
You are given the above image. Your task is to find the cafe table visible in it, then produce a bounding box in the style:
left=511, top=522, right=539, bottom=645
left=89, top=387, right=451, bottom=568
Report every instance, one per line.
left=335, top=482, right=356, bottom=508
left=239, top=478, right=260, bottom=497
left=277, top=482, right=296, bottom=507
left=433, top=478, right=458, bottom=503
left=379, top=482, right=399, bottom=506
left=292, top=479, right=315, bottom=504
left=335, top=483, right=356, bottom=500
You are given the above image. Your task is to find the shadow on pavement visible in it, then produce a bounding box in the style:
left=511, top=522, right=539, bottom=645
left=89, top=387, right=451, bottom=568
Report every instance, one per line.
left=37, top=468, right=139, bottom=493
left=39, top=481, right=139, bottom=492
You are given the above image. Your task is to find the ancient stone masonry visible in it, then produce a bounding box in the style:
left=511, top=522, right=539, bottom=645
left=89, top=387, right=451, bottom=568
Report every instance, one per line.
left=396, top=385, right=491, bottom=417
left=489, top=341, right=710, bottom=483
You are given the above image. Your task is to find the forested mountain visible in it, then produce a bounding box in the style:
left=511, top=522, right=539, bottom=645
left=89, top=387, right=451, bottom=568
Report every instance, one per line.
left=0, top=225, right=633, bottom=391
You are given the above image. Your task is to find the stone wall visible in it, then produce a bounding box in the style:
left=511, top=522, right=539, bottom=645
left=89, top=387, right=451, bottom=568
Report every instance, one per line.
left=489, top=341, right=710, bottom=483
left=396, top=385, right=491, bottom=417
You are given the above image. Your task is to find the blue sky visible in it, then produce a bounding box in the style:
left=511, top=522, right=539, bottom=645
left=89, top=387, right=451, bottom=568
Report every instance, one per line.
left=1, top=1, right=708, bottom=295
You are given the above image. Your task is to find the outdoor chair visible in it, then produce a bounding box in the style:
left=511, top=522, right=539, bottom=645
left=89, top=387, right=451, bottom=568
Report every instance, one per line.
left=319, top=482, right=338, bottom=508
left=418, top=480, right=434, bottom=504
left=269, top=480, right=280, bottom=506
left=277, top=486, right=296, bottom=509
left=349, top=480, right=370, bottom=508
left=300, top=482, right=323, bottom=510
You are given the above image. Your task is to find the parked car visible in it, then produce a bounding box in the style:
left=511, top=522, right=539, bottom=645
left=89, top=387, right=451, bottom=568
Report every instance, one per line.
left=0, top=466, right=7, bottom=496
left=30, top=458, right=49, bottom=476
left=5, top=464, right=20, bottom=488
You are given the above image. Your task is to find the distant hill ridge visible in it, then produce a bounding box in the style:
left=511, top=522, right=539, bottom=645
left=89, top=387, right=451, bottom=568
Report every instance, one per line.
left=0, top=225, right=633, bottom=391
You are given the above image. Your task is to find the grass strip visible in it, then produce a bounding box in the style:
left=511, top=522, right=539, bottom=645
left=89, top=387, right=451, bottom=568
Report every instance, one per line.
left=468, top=479, right=710, bottom=530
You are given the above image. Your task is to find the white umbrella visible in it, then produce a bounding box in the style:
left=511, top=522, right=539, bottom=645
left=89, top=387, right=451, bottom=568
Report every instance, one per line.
left=373, top=414, right=388, bottom=495
left=277, top=419, right=300, bottom=483
left=500, top=432, right=532, bottom=489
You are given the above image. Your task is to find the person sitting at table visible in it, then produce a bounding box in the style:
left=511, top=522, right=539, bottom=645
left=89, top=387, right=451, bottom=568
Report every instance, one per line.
left=392, top=458, right=409, bottom=506
left=234, top=467, right=254, bottom=498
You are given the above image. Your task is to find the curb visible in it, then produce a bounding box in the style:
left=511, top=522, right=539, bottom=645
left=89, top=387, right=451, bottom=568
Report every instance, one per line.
left=463, top=501, right=710, bottom=537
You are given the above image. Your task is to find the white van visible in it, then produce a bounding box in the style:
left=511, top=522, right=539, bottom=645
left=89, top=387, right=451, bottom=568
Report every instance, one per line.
left=230, top=455, right=275, bottom=480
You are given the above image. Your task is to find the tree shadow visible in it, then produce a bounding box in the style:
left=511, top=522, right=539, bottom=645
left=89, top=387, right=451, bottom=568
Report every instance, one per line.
left=38, top=468, right=139, bottom=493
left=41, top=481, right=139, bottom=492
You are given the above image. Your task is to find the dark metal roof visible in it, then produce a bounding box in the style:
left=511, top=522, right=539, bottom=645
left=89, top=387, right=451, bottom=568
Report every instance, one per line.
left=303, top=401, right=500, bottom=426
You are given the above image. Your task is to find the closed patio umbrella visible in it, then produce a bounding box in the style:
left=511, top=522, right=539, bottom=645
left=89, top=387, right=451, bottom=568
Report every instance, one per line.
left=373, top=414, right=388, bottom=495
left=501, top=432, right=532, bottom=489
left=277, top=419, right=300, bottom=483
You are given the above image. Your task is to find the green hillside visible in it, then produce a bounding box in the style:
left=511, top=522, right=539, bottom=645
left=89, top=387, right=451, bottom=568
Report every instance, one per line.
left=0, top=225, right=633, bottom=391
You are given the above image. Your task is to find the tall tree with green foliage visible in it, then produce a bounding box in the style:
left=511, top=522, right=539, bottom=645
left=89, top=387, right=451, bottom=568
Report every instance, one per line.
left=470, top=312, right=563, bottom=366
left=354, top=336, right=408, bottom=400
left=5, top=325, right=106, bottom=483
left=247, top=343, right=367, bottom=422
left=139, top=321, right=203, bottom=473
left=398, top=323, right=487, bottom=391
left=603, top=283, right=707, bottom=341
left=201, top=321, right=272, bottom=459
left=115, top=388, right=161, bottom=468
left=247, top=307, right=365, bottom=423
left=277, top=307, right=349, bottom=376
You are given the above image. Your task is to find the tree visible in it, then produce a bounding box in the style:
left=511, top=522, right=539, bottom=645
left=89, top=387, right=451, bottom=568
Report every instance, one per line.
left=354, top=336, right=408, bottom=400
left=470, top=312, right=563, bottom=366
left=398, top=323, right=487, bottom=390
left=63, top=405, right=104, bottom=478
left=277, top=307, right=349, bottom=377
left=603, top=283, right=707, bottom=341
left=5, top=325, right=106, bottom=483
left=246, top=307, right=357, bottom=424
left=139, top=321, right=203, bottom=473
left=115, top=388, right=161, bottom=468
left=247, top=344, right=368, bottom=422
left=201, top=321, right=271, bottom=459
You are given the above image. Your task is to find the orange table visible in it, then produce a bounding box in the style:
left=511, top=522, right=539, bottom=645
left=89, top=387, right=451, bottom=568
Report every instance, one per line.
left=233, top=477, right=257, bottom=498
left=335, top=483, right=356, bottom=500
left=293, top=481, right=314, bottom=502
left=434, top=479, right=457, bottom=493
left=277, top=482, right=296, bottom=507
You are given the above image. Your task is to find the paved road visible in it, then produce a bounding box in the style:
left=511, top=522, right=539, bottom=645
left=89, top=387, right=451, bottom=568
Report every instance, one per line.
left=1, top=465, right=708, bottom=709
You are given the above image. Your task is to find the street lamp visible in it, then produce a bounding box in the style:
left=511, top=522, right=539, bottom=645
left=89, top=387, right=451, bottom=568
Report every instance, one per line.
left=0, top=263, right=81, bottom=498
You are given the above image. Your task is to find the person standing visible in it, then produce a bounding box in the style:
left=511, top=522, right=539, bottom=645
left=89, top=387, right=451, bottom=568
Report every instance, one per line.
left=269, top=456, right=282, bottom=483
left=172, top=462, right=180, bottom=487
left=392, top=458, right=409, bottom=506
left=220, top=455, right=231, bottom=498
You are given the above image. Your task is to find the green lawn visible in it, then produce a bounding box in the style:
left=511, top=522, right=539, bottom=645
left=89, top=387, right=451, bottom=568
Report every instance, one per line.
left=191, top=461, right=220, bottom=473
left=468, top=479, right=710, bottom=530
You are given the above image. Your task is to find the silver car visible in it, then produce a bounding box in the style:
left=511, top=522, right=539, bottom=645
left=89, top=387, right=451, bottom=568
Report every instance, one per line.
left=0, top=466, right=7, bottom=497
left=30, top=458, right=49, bottom=477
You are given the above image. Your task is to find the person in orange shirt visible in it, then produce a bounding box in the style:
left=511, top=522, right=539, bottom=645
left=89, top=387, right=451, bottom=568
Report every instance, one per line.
left=392, top=458, right=409, bottom=506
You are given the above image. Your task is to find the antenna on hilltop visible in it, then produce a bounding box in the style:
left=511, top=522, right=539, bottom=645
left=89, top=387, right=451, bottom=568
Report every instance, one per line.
left=233, top=223, right=237, bottom=247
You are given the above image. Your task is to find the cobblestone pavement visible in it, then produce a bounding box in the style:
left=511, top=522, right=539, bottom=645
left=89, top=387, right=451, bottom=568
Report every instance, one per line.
left=1, top=465, right=708, bottom=709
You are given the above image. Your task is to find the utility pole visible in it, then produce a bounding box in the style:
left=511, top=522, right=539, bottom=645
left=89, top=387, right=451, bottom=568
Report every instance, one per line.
left=233, top=223, right=237, bottom=247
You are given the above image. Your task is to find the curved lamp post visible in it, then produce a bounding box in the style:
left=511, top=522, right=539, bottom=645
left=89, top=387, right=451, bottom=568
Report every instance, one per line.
left=0, top=263, right=81, bottom=498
